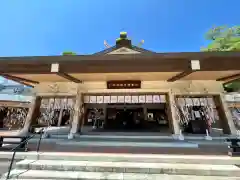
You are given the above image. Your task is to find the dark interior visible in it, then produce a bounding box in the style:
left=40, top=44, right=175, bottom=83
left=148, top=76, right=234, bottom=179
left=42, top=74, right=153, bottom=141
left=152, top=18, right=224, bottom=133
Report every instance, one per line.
left=84, top=103, right=170, bottom=132
left=106, top=108, right=144, bottom=130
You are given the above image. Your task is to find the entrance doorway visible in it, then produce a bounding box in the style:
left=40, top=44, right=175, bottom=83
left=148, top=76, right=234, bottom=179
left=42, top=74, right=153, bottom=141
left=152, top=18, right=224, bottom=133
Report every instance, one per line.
left=103, top=103, right=170, bottom=132
left=82, top=94, right=171, bottom=134
left=106, top=106, right=144, bottom=131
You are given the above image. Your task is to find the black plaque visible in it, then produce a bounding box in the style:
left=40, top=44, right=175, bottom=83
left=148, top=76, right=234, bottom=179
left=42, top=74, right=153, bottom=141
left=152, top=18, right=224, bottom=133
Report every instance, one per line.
left=107, top=80, right=141, bottom=89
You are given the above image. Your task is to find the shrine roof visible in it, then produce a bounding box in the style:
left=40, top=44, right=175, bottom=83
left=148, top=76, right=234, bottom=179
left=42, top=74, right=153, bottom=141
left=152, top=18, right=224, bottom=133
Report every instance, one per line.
left=0, top=51, right=239, bottom=87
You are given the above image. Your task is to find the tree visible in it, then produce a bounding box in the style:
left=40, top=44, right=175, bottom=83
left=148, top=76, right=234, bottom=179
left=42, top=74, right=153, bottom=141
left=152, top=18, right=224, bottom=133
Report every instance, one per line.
left=201, top=25, right=240, bottom=51
left=201, top=25, right=240, bottom=92
left=223, top=81, right=240, bottom=92
left=62, top=51, right=77, bottom=55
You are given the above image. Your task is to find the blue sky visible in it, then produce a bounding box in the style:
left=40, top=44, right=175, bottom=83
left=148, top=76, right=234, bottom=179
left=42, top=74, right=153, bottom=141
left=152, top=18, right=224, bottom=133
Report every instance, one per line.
left=0, top=0, right=239, bottom=85
left=0, top=0, right=239, bottom=57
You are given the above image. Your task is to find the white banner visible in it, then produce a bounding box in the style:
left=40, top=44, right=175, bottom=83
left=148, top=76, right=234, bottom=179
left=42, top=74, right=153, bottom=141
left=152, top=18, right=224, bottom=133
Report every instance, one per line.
left=146, top=95, right=153, bottom=103
left=89, top=96, right=96, bottom=103
left=153, top=95, right=160, bottom=103
left=84, top=94, right=169, bottom=104
left=131, top=96, right=138, bottom=103
left=125, top=96, right=131, bottom=103
left=117, top=96, right=124, bottom=103
left=104, top=96, right=110, bottom=103
left=111, top=96, right=117, bottom=103
left=97, top=96, right=104, bottom=104
left=139, top=95, right=146, bottom=103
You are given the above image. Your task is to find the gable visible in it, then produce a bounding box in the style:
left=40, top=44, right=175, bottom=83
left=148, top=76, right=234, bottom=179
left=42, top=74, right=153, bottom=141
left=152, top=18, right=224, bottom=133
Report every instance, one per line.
left=107, top=47, right=141, bottom=55
left=93, top=46, right=156, bottom=55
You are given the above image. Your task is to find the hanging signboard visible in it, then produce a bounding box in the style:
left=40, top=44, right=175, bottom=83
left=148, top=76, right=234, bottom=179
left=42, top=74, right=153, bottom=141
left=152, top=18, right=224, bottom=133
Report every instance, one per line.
left=117, top=96, right=125, bottom=103
left=84, top=94, right=168, bottom=104
left=153, top=95, right=160, bottom=103
left=110, top=96, right=117, bottom=103
left=125, top=96, right=131, bottom=103
left=97, top=96, right=104, bottom=104
left=146, top=95, right=153, bottom=103
left=107, top=80, right=141, bottom=89
left=139, top=95, right=146, bottom=103
left=131, top=96, right=139, bottom=103
left=89, top=96, right=96, bottom=103
left=104, top=96, right=110, bottom=103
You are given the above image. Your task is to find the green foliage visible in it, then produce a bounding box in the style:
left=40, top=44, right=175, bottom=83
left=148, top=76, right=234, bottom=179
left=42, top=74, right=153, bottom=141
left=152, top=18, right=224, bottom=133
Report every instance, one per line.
left=62, top=51, right=77, bottom=55
left=202, top=25, right=240, bottom=92
left=201, top=25, right=240, bottom=51
left=223, top=80, right=240, bottom=92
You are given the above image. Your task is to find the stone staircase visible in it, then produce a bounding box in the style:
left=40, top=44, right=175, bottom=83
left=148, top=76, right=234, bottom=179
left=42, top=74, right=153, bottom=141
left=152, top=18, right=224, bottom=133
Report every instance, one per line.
left=2, top=152, right=240, bottom=179
left=26, top=133, right=230, bottom=155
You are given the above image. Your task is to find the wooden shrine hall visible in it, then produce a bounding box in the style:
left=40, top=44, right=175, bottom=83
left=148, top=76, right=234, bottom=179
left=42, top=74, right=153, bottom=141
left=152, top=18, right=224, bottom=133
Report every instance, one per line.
left=0, top=32, right=239, bottom=136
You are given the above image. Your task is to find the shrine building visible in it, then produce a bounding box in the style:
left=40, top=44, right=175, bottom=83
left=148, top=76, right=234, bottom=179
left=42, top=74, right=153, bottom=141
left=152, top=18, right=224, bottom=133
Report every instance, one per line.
left=0, top=32, right=239, bottom=136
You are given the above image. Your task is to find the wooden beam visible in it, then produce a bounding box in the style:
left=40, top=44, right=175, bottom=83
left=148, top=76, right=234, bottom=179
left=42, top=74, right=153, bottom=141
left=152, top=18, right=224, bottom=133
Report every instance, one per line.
left=0, top=75, right=34, bottom=88
left=0, top=73, right=39, bottom=84
left=0, top=73, right=34, bottom=87
left=17, top=81, right=34, bottom=88
left=56, top=72, right=82, bottom=83
left=167, top=70, right=194, bottom=82
left=216, top=73, right=240, bottom=82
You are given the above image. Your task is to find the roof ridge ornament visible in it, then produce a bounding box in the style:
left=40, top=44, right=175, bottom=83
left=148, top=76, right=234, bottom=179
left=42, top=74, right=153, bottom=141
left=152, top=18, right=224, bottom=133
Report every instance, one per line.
left=103, top=32, right=144, bottom=49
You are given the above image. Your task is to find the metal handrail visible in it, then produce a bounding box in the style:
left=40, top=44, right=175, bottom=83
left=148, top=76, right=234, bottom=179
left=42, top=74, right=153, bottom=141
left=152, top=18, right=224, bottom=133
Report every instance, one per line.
left=6, top=128, right=44, bottom=180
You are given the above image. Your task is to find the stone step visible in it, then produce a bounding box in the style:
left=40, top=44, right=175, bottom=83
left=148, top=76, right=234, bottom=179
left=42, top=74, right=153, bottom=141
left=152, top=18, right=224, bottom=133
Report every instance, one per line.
left=1, top=152, right=239, bottom=165
left=54, top=140, right=199, bottom=148
left=33, top=133, right=231, bottom=140
left=37, top=153, right=240, bottom=165
left=30, top=137, right=228, bottom=149
left=15, top=159, right=240, bottom=176
left=28, top=141, right=229, bottom=155
left=3, top=169, right=240, bottom=180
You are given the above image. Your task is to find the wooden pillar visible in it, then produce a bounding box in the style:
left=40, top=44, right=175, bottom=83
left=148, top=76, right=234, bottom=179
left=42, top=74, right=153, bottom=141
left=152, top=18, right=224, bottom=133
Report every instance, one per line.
left=217, top=94, right=237, bottom=135
left=70, top=93, right=82, bottom=134
left=57, top=109, right=63, bottom=126
left=79, top=103, right=85, bottom=133
left=20, top=96, right=41, bottom=135
left=167, top=92, right=180, bottom=135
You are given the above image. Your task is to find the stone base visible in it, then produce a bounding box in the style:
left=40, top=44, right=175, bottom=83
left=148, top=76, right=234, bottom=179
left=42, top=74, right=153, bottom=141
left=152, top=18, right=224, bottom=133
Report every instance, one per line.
left=205, top=135, right=212, bottom=141
left=68, top=133, right=74, bottom=139
left=172, top=134, right=185, bottom=141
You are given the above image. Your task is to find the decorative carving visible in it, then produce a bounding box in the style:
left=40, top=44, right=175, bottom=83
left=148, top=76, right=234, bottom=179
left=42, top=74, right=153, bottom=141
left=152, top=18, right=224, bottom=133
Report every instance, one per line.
left=48, top=83, right=59, bottom=93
